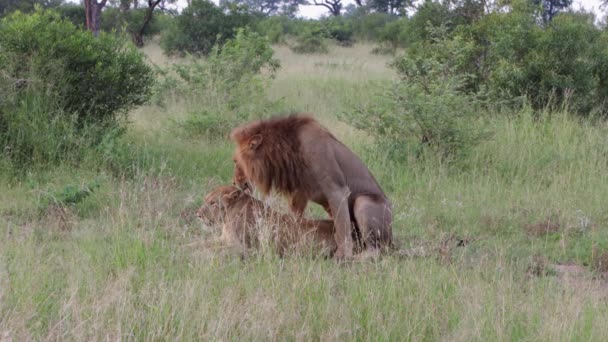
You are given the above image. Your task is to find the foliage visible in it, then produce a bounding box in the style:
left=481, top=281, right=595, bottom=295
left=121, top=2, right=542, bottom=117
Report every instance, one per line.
left=376, top=18, right=409, bottom=51
left=349, top=12, right=396, bottom=41
left=55, top=4, right=85, bottom=27
left=343, top=26, right=489, bottom=164
left=369, top=0, right=411, bottom=16
left=220, top=0, right=305, bottom=16
left=290, top=30, right=328, bottom=54
left=161, top=0, right=253, bottom=56
left=156, top=28, right=281, bottom=137
left=0, top=8, right=153, bottom=170
left=254, top=15, right=290, bottom=43
left=457, top=7, right=608, bottom=116
left=322, top=16, right=354, bottom=46
left=39, top=180, right=100, bottom=212
left=0, top=0, right=62, bottom=16
left=0, top=8, right=153, bottom=124
left=405, top=0, right=451, bottom=43
left=100, top=7, right=171, bottom=37
left=0, top=89, right=82, bottom=170
left=531, top=0, right=573, bottom=23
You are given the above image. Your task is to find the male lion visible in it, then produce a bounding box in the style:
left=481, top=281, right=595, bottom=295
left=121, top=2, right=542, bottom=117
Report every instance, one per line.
left=196, top=185, right=336, bottom=257
left=230, top=114, right=392, bottom=259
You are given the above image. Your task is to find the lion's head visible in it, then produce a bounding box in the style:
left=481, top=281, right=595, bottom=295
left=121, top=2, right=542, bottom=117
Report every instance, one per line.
left=196, top=185, right=245, bottom=225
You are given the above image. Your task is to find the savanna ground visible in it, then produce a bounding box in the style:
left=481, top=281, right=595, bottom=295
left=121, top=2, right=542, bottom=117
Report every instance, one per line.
left=2, top=40, right=608, bottom=340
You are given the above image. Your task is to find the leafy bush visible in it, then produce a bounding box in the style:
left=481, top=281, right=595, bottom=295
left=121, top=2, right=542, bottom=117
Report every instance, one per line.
left=0, top=8, right=153, bottom=170
left=406, top=1, right=452, bottom=43
left=101, top=7, right=168, bottom=38
left=161, top=0, right=253, bottom=56
left=0, top=8, right=153, bottom=125
left=456, top=7, right=608, bottom=116
left=349, top=12, right=395, bottom=41
left=254, top=16, right=289, bottom=44
left=342, top=26, right=490, bottom=164
left=156, top=28, right=281, bottom=137
left=323, top=17, right=354, bottom=46
left=377, top=18, right=409, bottom=50
left=290, top=30, right=328, bottom=54
left=55, top=4, right=85, bottom=27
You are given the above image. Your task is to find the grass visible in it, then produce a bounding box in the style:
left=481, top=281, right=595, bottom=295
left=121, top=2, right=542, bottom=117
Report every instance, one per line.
left=1, top=41, right=608, bottom=340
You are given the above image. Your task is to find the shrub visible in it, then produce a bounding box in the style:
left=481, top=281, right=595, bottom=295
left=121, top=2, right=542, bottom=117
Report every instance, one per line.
left=0, top=8, right=153, bottom=170
left=377, top=18, right=409, bottom=50
left=161, top=0, right=253, bottom=56
left=156, top=28, right=281, bottom=138
left=350, top=12, right=396, bottom=41
left=290, top=30, right=328, bottom=54
left=342, top=26, right=490, bottom=165
left=456, top=7, right=608, bottom=116
left=255, top=16, right=289, bottom=44
left=55, top=4, right=85, bottom=27
left=101, top=7, right=167, bottom=38
left=323, top=17, right=354, bottom=46
left=0, top=8, right=153, bottom=125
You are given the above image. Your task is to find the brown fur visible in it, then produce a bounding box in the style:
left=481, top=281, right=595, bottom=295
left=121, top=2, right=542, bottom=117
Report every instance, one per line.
left=196, top=185, right=336, bottom=257
left=230, top=114, right=392, bottom=259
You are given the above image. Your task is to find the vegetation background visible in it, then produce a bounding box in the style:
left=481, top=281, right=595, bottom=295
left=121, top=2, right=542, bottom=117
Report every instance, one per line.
left=1, top=0, right=608, bottom=339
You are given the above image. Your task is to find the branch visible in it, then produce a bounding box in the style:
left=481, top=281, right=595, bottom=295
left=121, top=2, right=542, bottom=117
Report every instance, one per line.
left=312, top=0, right=334, bottom=11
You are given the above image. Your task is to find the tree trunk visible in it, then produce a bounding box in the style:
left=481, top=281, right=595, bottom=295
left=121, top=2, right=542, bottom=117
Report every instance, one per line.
left=85, top=0, right=107, bottom=37
left=132, top=0, right=162, bottom=48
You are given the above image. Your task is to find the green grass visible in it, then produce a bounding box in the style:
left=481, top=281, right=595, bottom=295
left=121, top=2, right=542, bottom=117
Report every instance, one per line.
left=1, top=42, right=608, bottom=340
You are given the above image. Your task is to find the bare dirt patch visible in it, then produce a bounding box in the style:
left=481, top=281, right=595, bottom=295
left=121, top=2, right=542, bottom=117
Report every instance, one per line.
left=527, top=256, right=608, bottom=295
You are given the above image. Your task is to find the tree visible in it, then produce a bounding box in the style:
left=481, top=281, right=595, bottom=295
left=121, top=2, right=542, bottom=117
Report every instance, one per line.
left=220, top=0, right=305, bottom=16
left=84, top=0, right=107, bottom=36
left=531, top=0, right=572, bottom=23
left=132, top=0, right=170, bottom=46
left=370, top=0, right=411, bottom=15
left=310, top=0, right=342, bottom=16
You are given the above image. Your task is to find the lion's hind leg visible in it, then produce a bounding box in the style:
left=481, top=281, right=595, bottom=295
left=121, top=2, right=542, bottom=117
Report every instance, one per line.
left=352, top=195, right=392, bottom=258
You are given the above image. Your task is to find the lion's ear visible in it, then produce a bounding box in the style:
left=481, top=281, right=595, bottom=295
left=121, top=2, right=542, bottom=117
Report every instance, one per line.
left=224, top=188, right=242, bottom=201
left=248, top=134, right=263, bottom=150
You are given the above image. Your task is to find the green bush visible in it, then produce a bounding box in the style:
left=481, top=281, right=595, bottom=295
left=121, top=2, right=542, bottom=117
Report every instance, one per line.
left=0, top=8, right=153, bottom=125
left=290, top=30, right=328, bottom=54
left=255, top=16, right=289, bottom=44
left=0, top=8, right=153, bottom=170
left=406, top=1, right=452, bottom=43
left=342, top=26, right=490, bottom=165
left=161, top=0, right=253, bottom=56
left=349, top=12, right=396, bottom=41
left=456, top=6, right=608, bottom=116
left=101, top=7, right=169, bottom=38
left=55, top=4, right=85, bottom=27
left=323, top=17, right=354, bottom=46
left=377, top=18, right=409, bottom=50
left=156, top=28, right=281, bottom=137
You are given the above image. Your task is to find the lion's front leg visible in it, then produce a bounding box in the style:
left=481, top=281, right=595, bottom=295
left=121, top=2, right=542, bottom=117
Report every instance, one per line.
left=289, top=192, right=308, bottom=218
